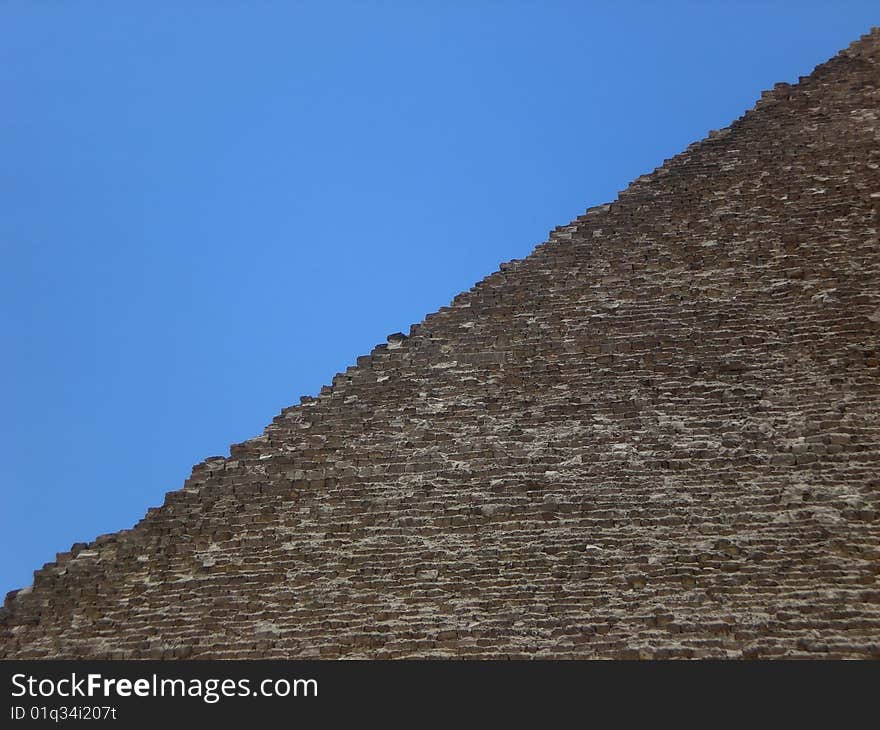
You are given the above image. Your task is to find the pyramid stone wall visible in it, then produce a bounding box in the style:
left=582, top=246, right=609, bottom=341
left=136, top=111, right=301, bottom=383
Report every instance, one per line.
left=2, top=29, right=879, bottom=659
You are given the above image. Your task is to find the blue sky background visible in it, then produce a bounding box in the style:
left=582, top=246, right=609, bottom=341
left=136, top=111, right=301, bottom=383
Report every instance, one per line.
left=1, top=2, right=877, bottom=597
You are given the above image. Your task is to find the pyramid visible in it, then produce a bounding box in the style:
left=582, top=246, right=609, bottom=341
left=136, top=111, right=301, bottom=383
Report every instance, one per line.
left=3, top=30, right=880, bottom=660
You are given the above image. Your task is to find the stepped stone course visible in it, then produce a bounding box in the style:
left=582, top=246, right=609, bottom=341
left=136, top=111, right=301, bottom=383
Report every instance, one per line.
left=3, top=29, right=880, bottom=659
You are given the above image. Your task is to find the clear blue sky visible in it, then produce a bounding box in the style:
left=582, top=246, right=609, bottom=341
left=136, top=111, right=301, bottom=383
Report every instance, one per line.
left=1, top=2, right=876, bottom=598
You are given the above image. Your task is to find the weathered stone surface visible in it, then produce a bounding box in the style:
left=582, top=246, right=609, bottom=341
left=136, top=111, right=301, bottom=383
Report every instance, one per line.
left=2, top=29, right=880, bottom=660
